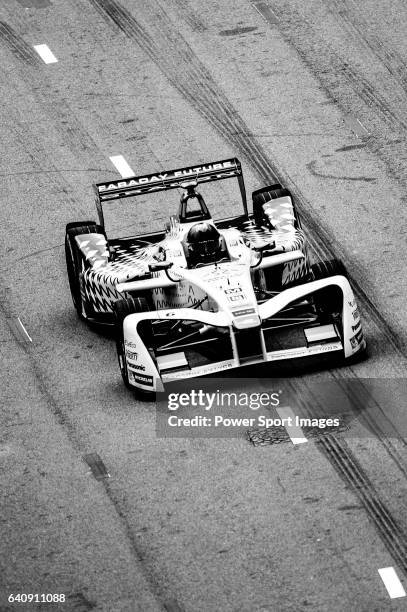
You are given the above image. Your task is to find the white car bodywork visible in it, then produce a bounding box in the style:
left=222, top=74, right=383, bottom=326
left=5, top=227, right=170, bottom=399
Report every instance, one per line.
left=119, top=254, right=364, bottom=392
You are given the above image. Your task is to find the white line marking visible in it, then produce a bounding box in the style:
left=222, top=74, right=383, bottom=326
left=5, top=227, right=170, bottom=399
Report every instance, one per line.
left=344, top=114, right=369, bottom=138
left=17, top=317, right=32, bottom=343
left=276, top=406, right=307, bottom=445
left=251, top=0, right=279, bottom=24
left=109, top=155, right=134, bottom=178
left=33, top=44, right=58, bottom=64
left=378, top=567, right=406, bottom=599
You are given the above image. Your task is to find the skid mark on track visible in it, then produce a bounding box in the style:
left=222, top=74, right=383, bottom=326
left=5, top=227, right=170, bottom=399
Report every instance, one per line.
left=335, top=143, right=368, bottom=153
left=306, top=160, right=377, bottom=183
left=87, top=0, right=407, bottom=360
left=295, top=374, right=407, bottom=482
left=219, top=26, right=258, bottom=36
left=0, top=21, right=41, bottom=66
left=1, top=118, right=96, bottom=222
left=66, top=592, right=96, bottom=611
left=16, top=0, right=52, bottom=6
left=327, top=0, right=407, bottom=93
left=287, top=374, right=407, bottom=580
left=259, top=1, right=407, bottom=198
left=87, top=0, right=275, bottom=181
left=166, top=0, right=208, bottom=33
left=83, top=452, right=110, bottom=480
left=318, top=434, right=407, bottom=577
left=0, top=281, right=165, bottom=610
left=330, top=376, right=407, bottom=480
left=264, top=1, right=407, bottom=133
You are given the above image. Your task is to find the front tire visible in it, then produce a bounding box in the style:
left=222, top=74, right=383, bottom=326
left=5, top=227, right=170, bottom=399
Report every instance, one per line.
left=311, top=258, right=347, bottom=322
left=113, top=297, right=154, bottom=398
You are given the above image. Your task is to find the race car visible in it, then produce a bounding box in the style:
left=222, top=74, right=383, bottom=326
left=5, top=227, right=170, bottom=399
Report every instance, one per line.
left=65, top=157, right=366, bottom=393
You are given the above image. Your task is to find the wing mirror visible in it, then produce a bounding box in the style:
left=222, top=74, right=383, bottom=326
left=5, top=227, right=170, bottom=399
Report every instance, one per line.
left=245, top=240, right=275, bottom=268
left=148, top=261, right=173, bottom=272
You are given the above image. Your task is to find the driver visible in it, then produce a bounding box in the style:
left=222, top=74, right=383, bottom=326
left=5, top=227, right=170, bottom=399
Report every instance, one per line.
left=185, top=222, right=224, bottom=266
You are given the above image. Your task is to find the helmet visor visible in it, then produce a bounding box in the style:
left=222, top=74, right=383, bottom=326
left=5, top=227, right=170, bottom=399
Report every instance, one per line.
left=192, top=238, right=221, bottom=258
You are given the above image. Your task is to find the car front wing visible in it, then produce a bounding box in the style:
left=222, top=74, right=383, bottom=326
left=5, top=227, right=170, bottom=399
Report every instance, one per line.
left=122, top=275, right=365, bottom=392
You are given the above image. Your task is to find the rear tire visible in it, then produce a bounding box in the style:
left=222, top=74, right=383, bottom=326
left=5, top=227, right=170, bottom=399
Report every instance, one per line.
left=252, top=184, right=301, bottom=228
left=66, top=220, right=97, bottom=232
left=113, top=297, right=155, bottom=398
left=65, top=222, right=106, bottom=319
left=311, top=258, right=347, bottom=281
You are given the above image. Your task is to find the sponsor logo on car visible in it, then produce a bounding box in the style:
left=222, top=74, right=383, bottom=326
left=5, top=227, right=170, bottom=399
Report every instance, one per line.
left=132, top=372, right=154, bottom=386
left=232, top=308, right=256, bottom=317
left=98, top=161, right=235, bottom=192
left=351, top=321, right=361, bottom=332
left=125, top=350, right=138, bottom=360
left=350, top=329, right=363, bottom=348
left=308, top=343, right=342, bottom=355
left=265, top=342, right=342, bottom=362
left=125, top=340, right=138, bottom=348
left=129, top=363, right=146, bottom=372
left=224, top=287, right=243, bottom=294
left=163, top=360, right=234, bottom=380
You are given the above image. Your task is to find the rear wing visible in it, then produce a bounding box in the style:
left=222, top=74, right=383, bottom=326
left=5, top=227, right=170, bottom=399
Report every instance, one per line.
left=93, top=157, right=247, bottom=227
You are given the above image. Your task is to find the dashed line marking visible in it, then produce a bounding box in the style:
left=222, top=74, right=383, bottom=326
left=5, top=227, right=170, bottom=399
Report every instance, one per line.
left=83, top=453, right=110, bottom=480
left=250, top=0, right=280, bottom=24
left=378, top=567, right=406, bottom=599
left=109, top=155, right=134, bottom=178
left=276, top=406, right=307, bottom=445
left=17, top=317, right=32, bottom=342
left=343, top=114, right=370, bottom=138
left=7, top=317, right=32, bottom=343
left=33, top=44, right=58, bottom=64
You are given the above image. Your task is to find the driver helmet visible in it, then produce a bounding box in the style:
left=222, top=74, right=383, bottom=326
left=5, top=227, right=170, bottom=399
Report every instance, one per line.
left=186, top=222, right=222, bottom=263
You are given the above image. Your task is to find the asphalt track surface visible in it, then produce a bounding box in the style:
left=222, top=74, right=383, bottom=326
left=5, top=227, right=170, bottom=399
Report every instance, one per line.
left=1, top=1, right=407, bottom=610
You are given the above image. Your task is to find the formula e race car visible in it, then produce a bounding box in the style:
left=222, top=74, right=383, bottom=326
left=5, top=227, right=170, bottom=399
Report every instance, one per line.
left=65, top=157, right=366, bottom=393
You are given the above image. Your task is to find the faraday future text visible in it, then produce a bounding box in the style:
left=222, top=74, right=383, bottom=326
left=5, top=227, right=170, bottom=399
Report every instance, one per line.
left=168, top=415, right=340, bottom=428
left=98, top=161, right=234, bottom=192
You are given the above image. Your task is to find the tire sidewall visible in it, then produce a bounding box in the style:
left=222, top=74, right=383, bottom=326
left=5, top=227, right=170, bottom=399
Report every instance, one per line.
left=65, top=234, right=82, bottom=313
left=117, top=331, right=131, bottom=388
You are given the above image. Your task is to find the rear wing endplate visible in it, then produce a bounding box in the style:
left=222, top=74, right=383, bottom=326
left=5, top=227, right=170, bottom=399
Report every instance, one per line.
left=93, top=158, right=247, bottom=227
